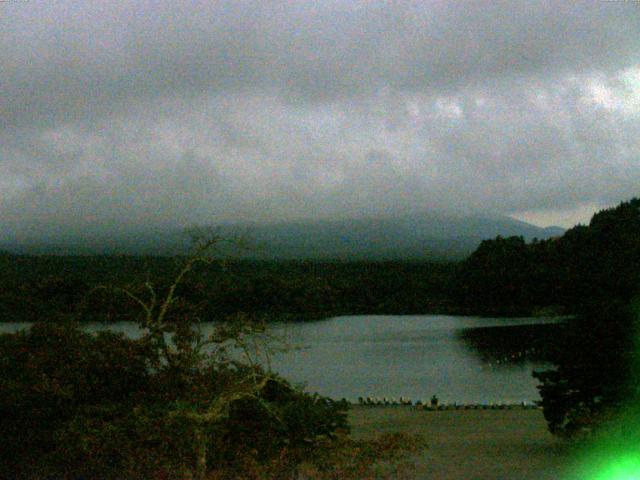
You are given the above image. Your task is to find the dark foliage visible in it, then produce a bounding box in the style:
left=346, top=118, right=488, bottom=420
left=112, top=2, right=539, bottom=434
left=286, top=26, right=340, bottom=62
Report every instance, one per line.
left=455, top=198, right=640, bottom=314
left=533, top=301, right=640, bottom=437
left=0, top=321, right=351, bottom=479
left=453, top=235, right=539, bottom=312
left=0, top=257, right=456, bottom=323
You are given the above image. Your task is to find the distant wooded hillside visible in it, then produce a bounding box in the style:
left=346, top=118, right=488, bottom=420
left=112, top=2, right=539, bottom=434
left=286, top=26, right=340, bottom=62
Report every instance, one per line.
left=2, top=212, right=563, bottom=260
left=454, top=198, right=640, bottom=313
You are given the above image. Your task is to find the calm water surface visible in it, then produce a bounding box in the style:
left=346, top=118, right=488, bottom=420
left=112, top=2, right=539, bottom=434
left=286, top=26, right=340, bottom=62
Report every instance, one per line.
left=0, top=315, right=560, bottom=404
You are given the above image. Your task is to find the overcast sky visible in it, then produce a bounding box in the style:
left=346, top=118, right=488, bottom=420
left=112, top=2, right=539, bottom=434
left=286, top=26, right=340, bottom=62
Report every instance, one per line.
left=2, top=0, right=639, bottom=242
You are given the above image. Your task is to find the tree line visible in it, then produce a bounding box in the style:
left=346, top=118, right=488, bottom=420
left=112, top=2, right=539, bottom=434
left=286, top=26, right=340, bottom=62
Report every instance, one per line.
left=0, top=255, right=458, bottom=323
left=454, top=198, right=640, bottom=313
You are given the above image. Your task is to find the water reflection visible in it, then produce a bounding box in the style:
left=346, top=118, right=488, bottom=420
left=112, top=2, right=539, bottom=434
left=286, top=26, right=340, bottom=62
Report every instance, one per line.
left=266, top=315, right=563, bottom=403
left=0, top=315, right=564, bottom=403
left=456, top=322, right=564, bottom=366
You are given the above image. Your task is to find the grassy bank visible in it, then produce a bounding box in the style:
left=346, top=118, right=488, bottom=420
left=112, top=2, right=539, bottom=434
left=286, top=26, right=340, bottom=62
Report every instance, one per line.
left=349, top=406, right=573, bottom=480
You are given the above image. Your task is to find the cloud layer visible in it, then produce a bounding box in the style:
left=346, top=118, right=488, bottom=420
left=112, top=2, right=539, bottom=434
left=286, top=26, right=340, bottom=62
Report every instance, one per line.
left=2, top=0, right=640, bottom=241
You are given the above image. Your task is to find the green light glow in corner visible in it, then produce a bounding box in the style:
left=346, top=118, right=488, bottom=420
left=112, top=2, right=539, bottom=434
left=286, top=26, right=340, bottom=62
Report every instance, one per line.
left=564, top=300, right=640, bottom=480
left=567, top=408, right=640, bottom=480
left=592, top=455, right=640, bottom=480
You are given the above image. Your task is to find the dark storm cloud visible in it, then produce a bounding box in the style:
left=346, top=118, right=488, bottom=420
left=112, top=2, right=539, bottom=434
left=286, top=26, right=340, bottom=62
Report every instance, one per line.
left=1, top=0, right=639, bottom=239
left=3, top=0, right=638, bottom=121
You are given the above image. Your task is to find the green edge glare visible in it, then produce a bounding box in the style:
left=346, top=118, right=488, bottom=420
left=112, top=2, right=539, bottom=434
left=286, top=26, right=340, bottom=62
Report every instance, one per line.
left=570, top=301, right=640, bottom=480
left=594, top=455, right=640, bottom=480
left=569, top=431, right=640, bottom=480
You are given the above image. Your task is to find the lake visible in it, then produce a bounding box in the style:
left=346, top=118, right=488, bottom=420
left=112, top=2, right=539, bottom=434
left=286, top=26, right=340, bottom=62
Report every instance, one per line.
left=0, top=315, right=562, bottom=404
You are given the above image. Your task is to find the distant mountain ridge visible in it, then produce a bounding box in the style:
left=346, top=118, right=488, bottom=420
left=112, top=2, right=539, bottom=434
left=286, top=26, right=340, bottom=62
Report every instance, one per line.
left=232, top=213, right=563, bottom=260
left=2, top=212, right=564, bottom=260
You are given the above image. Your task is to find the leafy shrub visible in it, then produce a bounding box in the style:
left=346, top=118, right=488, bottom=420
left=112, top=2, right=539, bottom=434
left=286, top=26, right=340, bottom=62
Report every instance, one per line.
left=0, top=320, right=356, bottom=479
left=533, top=301, right=640, bottom=437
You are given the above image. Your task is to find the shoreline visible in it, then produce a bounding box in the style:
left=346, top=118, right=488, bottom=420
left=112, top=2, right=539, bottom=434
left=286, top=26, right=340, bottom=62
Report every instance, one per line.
left=0, top=309, right=571, bottom=324
left=351, top=400, right=541, bottom=410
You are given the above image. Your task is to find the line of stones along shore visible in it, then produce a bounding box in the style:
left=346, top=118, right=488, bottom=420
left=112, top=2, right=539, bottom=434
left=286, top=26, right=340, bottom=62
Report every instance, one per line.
left=351, top=396, right=542, bottom=410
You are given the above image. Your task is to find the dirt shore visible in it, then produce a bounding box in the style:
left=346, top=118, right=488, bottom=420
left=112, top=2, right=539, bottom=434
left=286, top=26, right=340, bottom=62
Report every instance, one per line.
left=349, top=406, right=574, bottom=480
